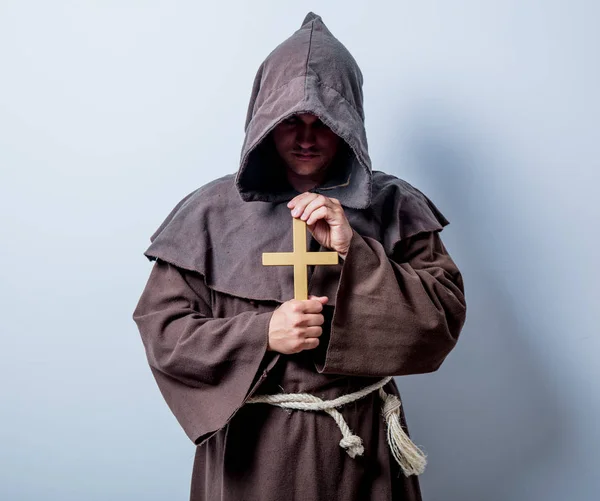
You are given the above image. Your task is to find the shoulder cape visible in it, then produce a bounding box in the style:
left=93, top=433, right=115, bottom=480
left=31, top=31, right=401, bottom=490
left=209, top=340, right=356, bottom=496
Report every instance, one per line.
left=143, top=172, right=449, bottom=305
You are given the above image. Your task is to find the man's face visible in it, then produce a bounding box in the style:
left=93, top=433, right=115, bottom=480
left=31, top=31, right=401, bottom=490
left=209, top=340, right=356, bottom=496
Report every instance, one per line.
left=271, top=113, right=341, bottom=179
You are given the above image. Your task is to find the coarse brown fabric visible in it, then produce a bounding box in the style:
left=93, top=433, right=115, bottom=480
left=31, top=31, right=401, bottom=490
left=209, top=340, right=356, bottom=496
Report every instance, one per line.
left=132, top=11, right=467, bottom=501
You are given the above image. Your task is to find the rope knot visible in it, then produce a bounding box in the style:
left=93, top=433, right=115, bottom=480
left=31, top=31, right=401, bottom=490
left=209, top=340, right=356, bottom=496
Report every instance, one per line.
left=339, top=434, right=364, bottom=458
left=382, top=393, right=402, bottom=420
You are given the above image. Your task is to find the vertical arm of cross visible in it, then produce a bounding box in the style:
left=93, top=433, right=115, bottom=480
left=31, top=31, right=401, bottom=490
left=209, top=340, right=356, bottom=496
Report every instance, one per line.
left=292, top=217, right=309, bottom=300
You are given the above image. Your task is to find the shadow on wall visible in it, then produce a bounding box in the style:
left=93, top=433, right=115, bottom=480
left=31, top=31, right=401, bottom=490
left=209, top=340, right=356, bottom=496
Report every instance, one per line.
left=392, top=105, right=566, bottom=501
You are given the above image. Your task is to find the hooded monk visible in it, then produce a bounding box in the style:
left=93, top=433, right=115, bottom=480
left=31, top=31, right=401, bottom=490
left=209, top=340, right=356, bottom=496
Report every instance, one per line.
left=133, top=12, right=467, bottom=501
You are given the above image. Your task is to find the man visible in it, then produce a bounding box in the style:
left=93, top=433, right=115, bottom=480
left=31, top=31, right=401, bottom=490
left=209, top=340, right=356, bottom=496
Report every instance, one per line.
left=133, top=12, right=466, bottom=501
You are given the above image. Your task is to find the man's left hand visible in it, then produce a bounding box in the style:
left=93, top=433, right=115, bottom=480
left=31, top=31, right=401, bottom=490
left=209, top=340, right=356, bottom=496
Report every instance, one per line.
left=287, top=193, right=353, bottom=259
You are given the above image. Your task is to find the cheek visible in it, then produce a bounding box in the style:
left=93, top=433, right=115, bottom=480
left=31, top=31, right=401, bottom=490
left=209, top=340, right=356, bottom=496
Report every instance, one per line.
left=317, top=132, right=340, bottom=156
left=272, top=130, right=294, bottom=152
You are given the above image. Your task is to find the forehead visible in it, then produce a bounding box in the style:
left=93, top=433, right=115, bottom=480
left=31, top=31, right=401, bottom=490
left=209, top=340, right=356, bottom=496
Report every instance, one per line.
left=289, top=112, right=322, bottom=124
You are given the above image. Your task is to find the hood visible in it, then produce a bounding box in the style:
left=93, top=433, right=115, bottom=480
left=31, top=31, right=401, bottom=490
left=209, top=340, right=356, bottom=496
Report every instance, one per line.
left=236, top=12, right=372, bottom=209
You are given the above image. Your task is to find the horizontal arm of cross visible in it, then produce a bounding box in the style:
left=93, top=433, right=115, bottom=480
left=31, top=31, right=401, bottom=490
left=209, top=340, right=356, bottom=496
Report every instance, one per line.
left=262, top=253, right=296, bottom=266
left=304, top=252, right=339, bottom=265
left=262, top=251, right=338, bottom=266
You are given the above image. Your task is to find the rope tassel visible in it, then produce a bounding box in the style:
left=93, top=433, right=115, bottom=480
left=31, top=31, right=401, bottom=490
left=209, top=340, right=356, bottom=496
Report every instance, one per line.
left=379, top=388, right=427, bottom=476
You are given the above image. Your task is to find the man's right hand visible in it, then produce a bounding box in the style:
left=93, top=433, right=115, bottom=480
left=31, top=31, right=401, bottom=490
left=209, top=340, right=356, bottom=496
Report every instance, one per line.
left=267, top=295, right=329, bottom=354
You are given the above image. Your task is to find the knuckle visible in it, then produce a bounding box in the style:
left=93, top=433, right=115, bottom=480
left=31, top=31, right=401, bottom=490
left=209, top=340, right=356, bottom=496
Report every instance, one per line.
left=309, top=303, right=322, bottom=314
left=308, top=326, right=322, bottom=337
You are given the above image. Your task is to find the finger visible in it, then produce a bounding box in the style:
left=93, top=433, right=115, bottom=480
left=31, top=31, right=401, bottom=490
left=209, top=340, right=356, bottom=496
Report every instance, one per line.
left=290, top=193, right=319, bottom=218
left=287, top=192, right=310, bottom=210
left=301, top=298, right=327, bottom=313
left=304, top=326, right=323, bottom=338
left=305, top=206, right=329, bottom=226
left=301, top=313, right=324, bottom=327
left=308, top=295, right=329, bottom=305
left=287, top=191, right=313, bottom=209
left=303, top=338, right=320, bottom=350
left=300, top=195, right=329, bottom=221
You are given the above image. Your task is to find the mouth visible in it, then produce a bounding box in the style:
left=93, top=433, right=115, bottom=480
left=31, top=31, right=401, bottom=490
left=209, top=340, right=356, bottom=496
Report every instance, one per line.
left=293, top=152, right=319, bottom=161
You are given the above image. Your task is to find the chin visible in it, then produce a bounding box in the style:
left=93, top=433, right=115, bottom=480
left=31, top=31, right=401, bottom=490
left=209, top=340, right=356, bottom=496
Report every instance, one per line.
left=291, top=164, right=321, bottom=175
left=287, top=157, right=328, bottom=175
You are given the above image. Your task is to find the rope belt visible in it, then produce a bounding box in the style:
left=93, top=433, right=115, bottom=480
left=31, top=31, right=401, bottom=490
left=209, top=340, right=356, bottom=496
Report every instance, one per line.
left=246, top=376, right=427, bottom=476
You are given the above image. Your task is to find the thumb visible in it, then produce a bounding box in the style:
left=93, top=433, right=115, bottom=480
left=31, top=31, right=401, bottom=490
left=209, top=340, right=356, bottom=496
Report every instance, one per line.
left=308, top=295, right=329, bottom=304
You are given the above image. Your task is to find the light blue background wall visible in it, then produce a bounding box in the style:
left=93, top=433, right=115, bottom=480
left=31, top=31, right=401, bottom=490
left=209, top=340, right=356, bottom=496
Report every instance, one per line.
left=1, top=1, right=598, bottom=500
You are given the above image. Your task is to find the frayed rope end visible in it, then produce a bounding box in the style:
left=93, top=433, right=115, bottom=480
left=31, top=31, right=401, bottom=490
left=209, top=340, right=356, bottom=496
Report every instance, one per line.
left=380, top=390, right=428, bottom=476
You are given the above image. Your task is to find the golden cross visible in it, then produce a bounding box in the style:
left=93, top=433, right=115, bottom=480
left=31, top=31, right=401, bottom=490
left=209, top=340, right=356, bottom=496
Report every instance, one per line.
left=262, top=217, right=339, bottom=300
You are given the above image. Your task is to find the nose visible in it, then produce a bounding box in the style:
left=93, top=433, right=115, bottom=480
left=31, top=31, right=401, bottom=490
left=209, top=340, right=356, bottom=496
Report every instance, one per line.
left=296, top=123, right=316, bottom=149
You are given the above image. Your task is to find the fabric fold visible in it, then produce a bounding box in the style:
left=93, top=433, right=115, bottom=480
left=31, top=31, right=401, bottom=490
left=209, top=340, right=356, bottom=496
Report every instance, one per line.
left=132, top=259, right=280, bottom=445
left=314, top=228, right=466, bottom=377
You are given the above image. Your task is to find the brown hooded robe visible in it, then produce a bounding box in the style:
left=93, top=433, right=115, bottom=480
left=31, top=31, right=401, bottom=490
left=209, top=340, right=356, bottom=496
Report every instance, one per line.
left=133, top=12, right=467, bottom=501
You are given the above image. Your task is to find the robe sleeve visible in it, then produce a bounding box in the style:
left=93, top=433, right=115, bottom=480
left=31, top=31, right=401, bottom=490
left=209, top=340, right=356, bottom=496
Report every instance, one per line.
left=132, top=259, right=277, bottom=445
left=314, top=228, right=467, bottom=377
